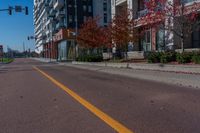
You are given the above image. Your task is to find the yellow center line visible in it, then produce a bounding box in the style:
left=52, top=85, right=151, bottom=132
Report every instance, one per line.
left=33, top=66, right=134, bottom=133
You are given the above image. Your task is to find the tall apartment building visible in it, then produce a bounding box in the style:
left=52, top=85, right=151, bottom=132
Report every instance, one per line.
left=34, top=0, right=111, bottom=60
left=111, top=0, right=200, bottom=59
left=33, top=0, right=48, bottom=54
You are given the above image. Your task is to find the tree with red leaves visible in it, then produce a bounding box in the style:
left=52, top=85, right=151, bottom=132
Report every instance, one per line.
left=143, top=0, right=200, bottom=52
left=77, top=17, right=111, bottom=49
left=110, top=7, right=138, bottom=59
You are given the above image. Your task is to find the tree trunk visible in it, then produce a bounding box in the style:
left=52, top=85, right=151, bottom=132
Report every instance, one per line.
left=124, top=44, right=128, bottom=60
left=181, top=37, right=184, bottom=53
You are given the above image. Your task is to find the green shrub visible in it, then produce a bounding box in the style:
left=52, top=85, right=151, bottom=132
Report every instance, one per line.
left=1, top=58, right=14, bottom=63
left=160, top=53, right=169, bottom=63
left=176, top=52, right=192, bottom=64
left=160, top=52, right=176, bottom=63
left=192, top=53, right=200, bottom=64
left=76, top=54, right=103, bottom=62
left=147, top=52, right=161, bottom=63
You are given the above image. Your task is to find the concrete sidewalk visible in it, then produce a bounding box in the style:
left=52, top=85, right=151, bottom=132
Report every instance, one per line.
left=32, top=58, right=200, bottom=89
left=72, top=61, right=200, bottom=75
left=32, top=58, right=200, bottom=74
left=33, top=58, right=57, bottom=63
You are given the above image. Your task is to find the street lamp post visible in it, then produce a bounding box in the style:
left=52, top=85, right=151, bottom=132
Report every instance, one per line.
left=74, top=0, right=78, bottom=60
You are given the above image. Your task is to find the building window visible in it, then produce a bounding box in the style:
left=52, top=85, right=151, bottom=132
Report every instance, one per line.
left=88, top=5, right=92, bottom=12
left=141, top=29, right=151, bottom=51
left=103, top=2, right=107, bottom=11
left=192, top=28, right=200, bottom=48
left=69, top=15, right=73, bottom=23
left=83, top=5, right=87, bottom=12
left=138, top=0, right=145, bottom=11
left=104, top=13, right=107, bottom=23
left=156, top=28, right=165, bottom=51
left=84, top=16, right=87, bottom=22
left=181, top=0, right=196, bottom=4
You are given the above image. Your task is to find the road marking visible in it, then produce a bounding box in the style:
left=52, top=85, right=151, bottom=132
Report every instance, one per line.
left=33, top=66, right=133, bottom=133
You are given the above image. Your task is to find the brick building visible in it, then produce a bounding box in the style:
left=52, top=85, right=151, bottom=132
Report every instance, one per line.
left=111, top=0, right=200, bottom=59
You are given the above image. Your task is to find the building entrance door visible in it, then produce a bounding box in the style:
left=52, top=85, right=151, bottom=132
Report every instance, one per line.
left=58, top=41, right=67, bottom=61
left=156, top=29, right=165, bottom=51
left=141, top=30, right=151, bottom=52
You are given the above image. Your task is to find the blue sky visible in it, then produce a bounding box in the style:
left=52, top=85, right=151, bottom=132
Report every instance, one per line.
left=0, top=0, right=34, bottom=52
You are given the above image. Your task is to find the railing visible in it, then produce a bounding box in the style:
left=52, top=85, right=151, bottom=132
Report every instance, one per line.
left=137, top=6, right=163, bottom=18
left=55, top=10, right=65, bottom=18
left=116, top=0, right=127, bottom=6
left=53, top=0, right=64, bottom=9
left=55, top=22, right=65, bottom=30
left=137, top=9, right=148, bottom=18
left=181, top=0, right=199, bottom=4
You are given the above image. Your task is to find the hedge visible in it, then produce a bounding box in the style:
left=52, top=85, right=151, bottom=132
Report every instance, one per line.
left=148, top=52, right=176, bottom=63
left=76, top=54, right=103, bottom=62
left=147, top=52, right=161, bottom=63
left=147, top=51, right=200, bottom=64
left=191, top=52, right=200, bottom=64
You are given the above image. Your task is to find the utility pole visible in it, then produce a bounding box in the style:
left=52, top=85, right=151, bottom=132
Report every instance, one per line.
left=23, top=42, right=26, bottom=57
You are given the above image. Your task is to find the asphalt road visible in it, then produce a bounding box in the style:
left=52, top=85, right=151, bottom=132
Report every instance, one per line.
left=0, top=58, right=200, bottom=133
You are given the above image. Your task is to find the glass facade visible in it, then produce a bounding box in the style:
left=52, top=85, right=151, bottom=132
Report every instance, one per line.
left=58, top=40, right=75, bottom=61
left=58, top=40, right=67, bottom=61
left=192, top=28, right=200, bottom=48
left=156, top=29, right=165, bottom=51
left=141, top=30, right=151, bottom=52
left=181, top=0, right=197, bottom=4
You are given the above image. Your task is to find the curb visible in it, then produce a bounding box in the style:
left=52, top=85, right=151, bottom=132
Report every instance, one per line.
left=32, top=58, right=200, bottom=75
left=72, top=61, right=200, bottom=75
left=127, top=68, right=200, bottom=75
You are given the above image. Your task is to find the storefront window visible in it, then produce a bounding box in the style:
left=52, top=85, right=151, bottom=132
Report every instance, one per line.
left=192, top=29, right=200, bottom=48
left=141, top=29, right=151, bottom=51
left=156, top=29, right=165, bottom=51
left=58, top=40, right=67, bottom=61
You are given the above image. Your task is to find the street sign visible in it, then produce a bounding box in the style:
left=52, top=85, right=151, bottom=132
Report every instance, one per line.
left=15, top=6, right=22, bottom=12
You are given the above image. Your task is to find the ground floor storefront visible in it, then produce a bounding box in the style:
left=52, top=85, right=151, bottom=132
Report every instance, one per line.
left=57, top=40, right=76, bottom=61
left=119, top=24, right=200, bottom=60
left=42, top=40, right=76, bottom=61
left=43, top=42, right=58, bottom=59
left=41, top=25, right=200, bottom=61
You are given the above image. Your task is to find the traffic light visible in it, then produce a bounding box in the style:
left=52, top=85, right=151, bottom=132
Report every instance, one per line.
left=25, top=6, right=28, bottom=15
left=8, top=6, right=12, bottom=15
left=15, top=6, right=22, bottom=12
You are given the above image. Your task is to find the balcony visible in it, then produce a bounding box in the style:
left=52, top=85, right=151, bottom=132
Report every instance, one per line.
left=49, top=8, right=56, bottom=17
left=55, top=22, right=65, bottom=30
left=53, top=28, right=75, bottom=42
left=55, top=10, right=65, bottom=19
left=137, top=9, right=148, bottom=18
left=116, top=0, right=127, bottom=6
left=181, top=0, right=198, bottom=4
left=49, top=0, right=54, bottom=7
left=53, top=0, right=64, bottom=10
